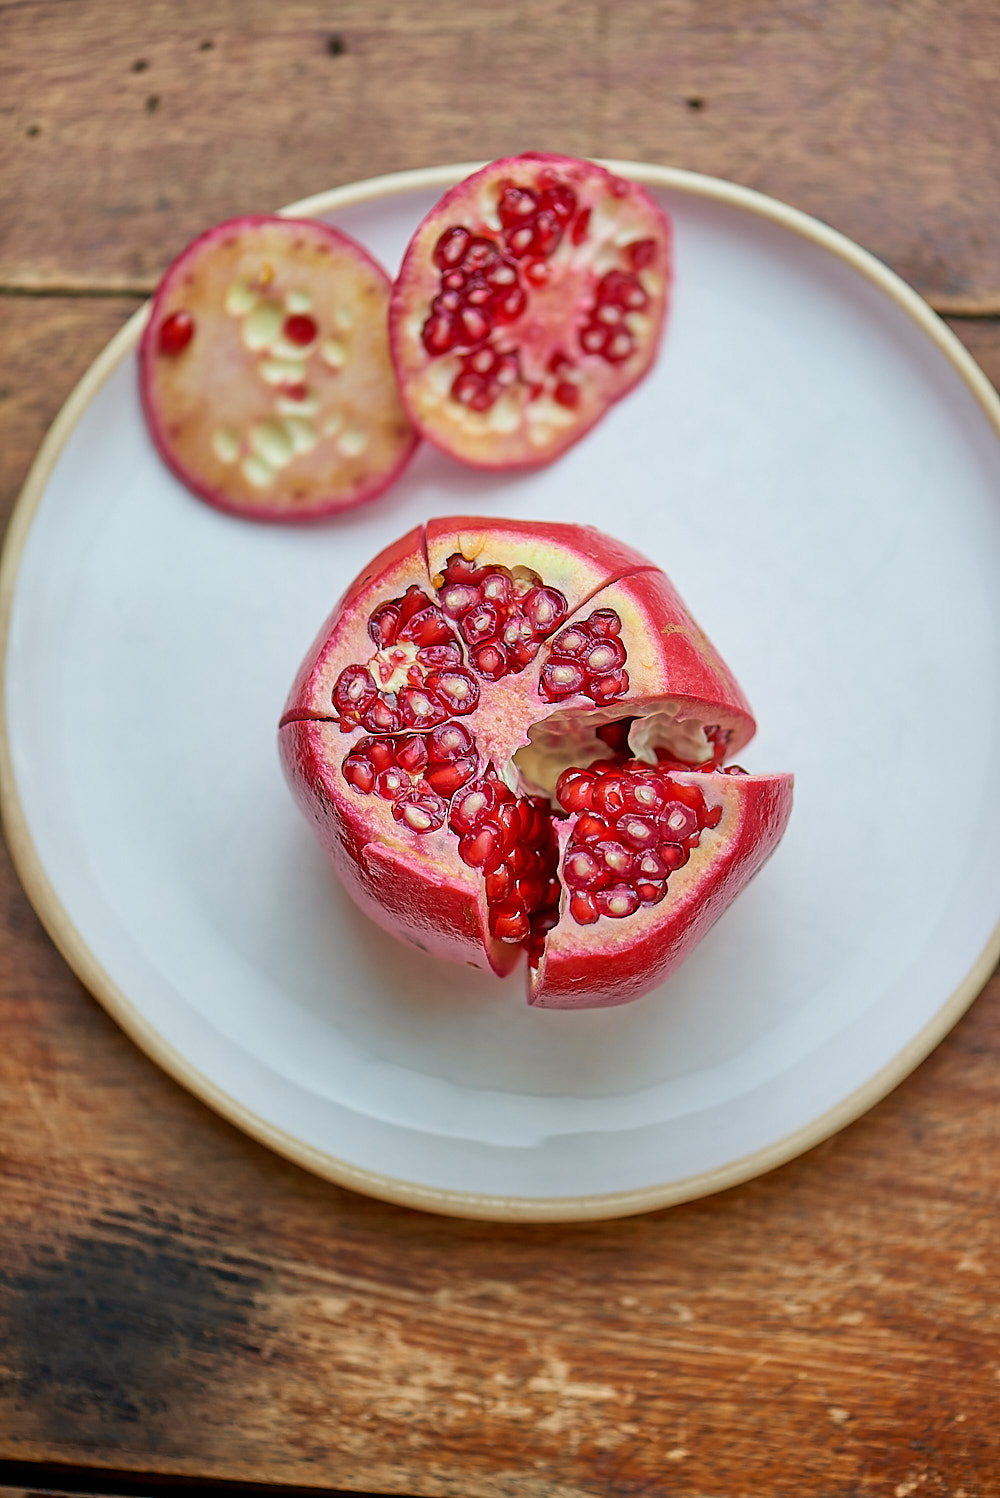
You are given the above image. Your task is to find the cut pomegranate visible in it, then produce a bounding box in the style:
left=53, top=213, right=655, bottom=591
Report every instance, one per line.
left=279, top=517, right=791, bottom=1007
left=389, top=155, right=672, bottom=469
left=138, top=216, right=418, bottom=521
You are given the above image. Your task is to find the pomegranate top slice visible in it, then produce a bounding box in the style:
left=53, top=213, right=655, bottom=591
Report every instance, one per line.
left=279, top=517, right=789, bottom=1008
left=139, top=216, right=418, bottom=521
left=389, top=154, right=672, bottom=469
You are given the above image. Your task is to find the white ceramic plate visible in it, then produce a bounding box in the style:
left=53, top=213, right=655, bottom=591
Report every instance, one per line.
left=4, top=164, right=1000, bottom=1222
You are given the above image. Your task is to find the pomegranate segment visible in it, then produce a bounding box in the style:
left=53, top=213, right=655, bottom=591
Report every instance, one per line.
left=390, top=155, right=672, bottom=469
left=531, top=769, right=794, bottom=1009
left=279, top=517, right=792, bottom=1006
left=139, top=216, right=418, bottom=521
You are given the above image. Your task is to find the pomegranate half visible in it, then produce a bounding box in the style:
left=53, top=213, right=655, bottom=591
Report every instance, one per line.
left=279, top=518, right=792, bottom=1009
left=139, top=216, right=418, bottom=521
left=389, top=155, right=672, bottom=469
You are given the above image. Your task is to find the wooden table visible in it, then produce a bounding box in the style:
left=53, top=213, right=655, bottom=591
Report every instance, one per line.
left=3, top=5, right=999, bottom=1495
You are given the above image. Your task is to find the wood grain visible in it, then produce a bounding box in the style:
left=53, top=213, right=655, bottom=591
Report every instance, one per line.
left=2, top=1, right=1000, bottom=308
left=4, top=0, right=1000, bottom=1488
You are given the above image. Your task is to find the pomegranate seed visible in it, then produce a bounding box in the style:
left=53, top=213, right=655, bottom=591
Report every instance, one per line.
left=589, top=609, right=622, bottom=638
left=459, top=602, right=500, bottom=646
left=471, top=641, right=509, bottom=680
left=563, top=847, right=607, bottom=890
left=490, top=896, right=531, bottom=944
left=366, top=737, right=397, bottom=772
left=592, top=776, right=627, bottom=817
left=587, top=669, right=629, bottom=704
left=627, top=237, right=658, bottom=269
left=571, top=207, right=592, bottom=245
left=333, top=664, right=376, bottom=715
left=417, top=641, right=463, bottom=669
left=375, top=767, right=409, bottom=801
left=423, top=314, right=457, bottom=355
left=158, top=310, right=194, bottom=355
left=585, top=638, right=627, bottom=674
left=660, top=844, right=689, bottom=872
left=458, top=824, right=505, bottom=873
left=575, top=812, right=612, bottom=843
left=395, top=735, right=429, bottom=774
left=637, top=850, right=670, bottom=879
left=368, top=602, right=401, bottom=647
left=439, top=582, right=480, bottom=617
left=705, top=804, right=723, bottom=828
left=398, top=686, right=448, bottom=729
left=480, top=570, right=514, bottom=606
left=442, top=553, right=486, bottom=586
left=434, top=225, right=471, bottom=269
left=555, top=767, right=594, bottom=813
left=554, top=381, right=580, bottom=409
left=540, top=660, right=585, bottom=699
left=449, top=778, right=505, bottom=833
left=620, top=815, right=659, bottom=849
left=425, top=669, right=480, bottom=714
left=485, top=862, right=516, bottom=904
left=625, top=779, right=665, bottom=813
left=595, top=840, right=634, bottom=878
left=425, top=756, right=477, bottom=797
left=549, top=625, right=590, bottom=657
left=597, top=885, right=640, bottom=919
left=362, top=697, right=403, bottom=733
left=283, top=313, right=318, bottom=347
left=509, top=639, right=540, bottom=671
left=498, top=186, right=538, bottom=227
left=426, top=722, right=474, bottom=762
left=523, top=586, right=568, bottom=634
left=570, top=892, right=599, bottom=925
left=398, top=606, right=453, bottom=647
left=342, top=755, right=375, bottom=794
left=637, top=880, right=667, bottom=906
left=662, top=803, right=699, bottom=840
left=393, top=791, right=447, bottom=834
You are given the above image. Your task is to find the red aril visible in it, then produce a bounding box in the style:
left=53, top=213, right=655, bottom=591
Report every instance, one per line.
left=389, top=155, right=672, bottom=469
left=139, top=216, right=418, bottom=521
left=279, top=517, right=792, bottom=1007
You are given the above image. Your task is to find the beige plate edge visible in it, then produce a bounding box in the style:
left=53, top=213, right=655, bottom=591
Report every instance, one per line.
left=3, top=161, right=1000, bottom=1223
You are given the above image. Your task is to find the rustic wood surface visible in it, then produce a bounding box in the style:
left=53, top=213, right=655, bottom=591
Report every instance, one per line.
left=2, top=3, right=1000, bottom=1496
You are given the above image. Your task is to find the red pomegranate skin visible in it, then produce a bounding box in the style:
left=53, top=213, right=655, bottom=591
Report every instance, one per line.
left=279, top=517, right=791, bottom=1007
left=389, top=154, right=672, bottom=469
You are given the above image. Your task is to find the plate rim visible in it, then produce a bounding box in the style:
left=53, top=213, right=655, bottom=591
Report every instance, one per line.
left=3, top=160, right=1000, bottom=1223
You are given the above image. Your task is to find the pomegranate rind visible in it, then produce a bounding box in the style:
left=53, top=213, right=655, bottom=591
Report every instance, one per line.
left=281, top=718, right=519, bottom=977
left=528, top=772, right=794, bottom=1009
left=532, top=569, right=757, bottom=762
left=389, top=154, right=672, bottom=469
left=139, top=216, right=418, bottom=521
left=425, top=515, right=657, bottom=608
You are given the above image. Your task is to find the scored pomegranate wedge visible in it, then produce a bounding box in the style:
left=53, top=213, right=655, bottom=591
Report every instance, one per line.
left=389, top=154, right=671, bottom=468
left=139, top=216, right=418, bottom=521
left=279, top=517, right=792, bottom=1008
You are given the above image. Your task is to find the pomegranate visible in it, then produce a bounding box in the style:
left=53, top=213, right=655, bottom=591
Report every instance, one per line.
left=279, top=518, right=792, bottom=1009
left=389, top=155, right=671, bottom=469
left=139, top=216, right=418, bottom=521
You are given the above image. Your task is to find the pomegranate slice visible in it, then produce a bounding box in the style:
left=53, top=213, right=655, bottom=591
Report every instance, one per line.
left=279, top=518, right=792, bottom=1007
left=139, top=216, right=418, bottom=521
left=389, top=155, right=672, bottom=468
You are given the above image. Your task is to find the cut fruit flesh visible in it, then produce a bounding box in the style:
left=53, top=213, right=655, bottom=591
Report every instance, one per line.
left=139, top=216, right=418, bottom=521
left=389, top=155, right=672, bottom=469
left=279, top=517, right=792, bottom=1007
